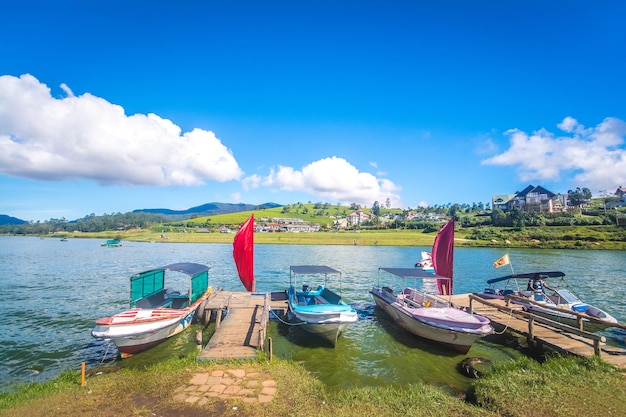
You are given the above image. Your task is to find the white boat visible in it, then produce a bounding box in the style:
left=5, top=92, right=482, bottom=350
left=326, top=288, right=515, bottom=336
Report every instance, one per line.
left=91, top=262, right=212, bottom=358
left=287, top=265, right=358, bottom=346
left=479, top=271, right=618, bottom=332
left=370, top=267, right=493, bottom=353
left=414, top=251, right=434, bottom=272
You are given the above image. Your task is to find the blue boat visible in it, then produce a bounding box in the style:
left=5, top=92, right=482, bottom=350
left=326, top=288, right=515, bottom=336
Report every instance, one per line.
left=287, top=265, right=358, bottom=346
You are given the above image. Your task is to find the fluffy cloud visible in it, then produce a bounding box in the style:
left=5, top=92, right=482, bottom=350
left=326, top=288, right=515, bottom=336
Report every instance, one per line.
left=482, top=117, right=626, bottom=191
left=245, top=156, right=402, bottom=207
left=0, top=74, right=243, bottom=186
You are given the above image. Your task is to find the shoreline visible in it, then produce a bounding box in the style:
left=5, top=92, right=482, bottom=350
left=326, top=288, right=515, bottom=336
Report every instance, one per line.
left=28, top=229, right=626, bottom=251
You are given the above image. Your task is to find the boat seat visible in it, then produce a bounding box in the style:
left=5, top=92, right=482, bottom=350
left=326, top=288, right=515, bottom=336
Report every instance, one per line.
left=297, top=295, right=307, bottom=306
left=502, top=289, right=514, bottom=296
left=135, top=289, right=168, bottom=308
left=321, top=288, right=341, bottom=304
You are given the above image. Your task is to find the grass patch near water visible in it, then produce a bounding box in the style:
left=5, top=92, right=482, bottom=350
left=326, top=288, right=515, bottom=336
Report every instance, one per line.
left=2, top=353, right=625, bottom=417
left=473, top=355, right=626, bottom=416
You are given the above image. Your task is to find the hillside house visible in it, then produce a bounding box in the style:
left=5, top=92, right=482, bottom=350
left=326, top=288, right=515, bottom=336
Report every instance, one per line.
left=616, top=186, right=626, bottom=205
left=347, top=210, right=372, bottom=226
left=257, top=218, right=320, bottom=232
left=492, top=185, right=568, bottom=213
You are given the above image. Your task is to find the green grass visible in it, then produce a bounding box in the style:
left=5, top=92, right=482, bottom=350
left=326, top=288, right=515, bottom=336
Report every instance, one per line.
left=2, top=354, right=624, bottom=417
left=473, top=355, right=626, bottom=417
left=56, top=228, right=440, bottom=247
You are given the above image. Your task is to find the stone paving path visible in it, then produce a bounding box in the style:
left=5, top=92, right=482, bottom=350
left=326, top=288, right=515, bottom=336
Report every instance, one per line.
left=173, top=368, right=277, bottom=406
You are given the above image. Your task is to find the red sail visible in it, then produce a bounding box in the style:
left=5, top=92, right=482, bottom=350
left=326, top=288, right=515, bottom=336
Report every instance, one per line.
left=432, top=219, right=454, bottom=295
left=233, top=214, right=255, bottom=292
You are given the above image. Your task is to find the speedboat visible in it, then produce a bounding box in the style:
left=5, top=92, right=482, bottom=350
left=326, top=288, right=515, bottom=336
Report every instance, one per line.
left=91, top=262, right=212, bottom=358
left=414, top=251, right=434, bottom=272
left=478, top=271, right=618, bottom=332
left=287, top=265, right=358, bottom=347
left=371, top=267, right=493, bottom=353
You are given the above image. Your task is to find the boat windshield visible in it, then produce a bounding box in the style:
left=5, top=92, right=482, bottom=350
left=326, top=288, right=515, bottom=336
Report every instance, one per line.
left=553, top=289, right=581, bottom=304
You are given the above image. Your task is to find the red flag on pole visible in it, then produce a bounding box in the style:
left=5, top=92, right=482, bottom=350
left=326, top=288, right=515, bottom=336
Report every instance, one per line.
left=432, top=219, right=454, bottom=295
left=233, top=214, right=255, bottom=292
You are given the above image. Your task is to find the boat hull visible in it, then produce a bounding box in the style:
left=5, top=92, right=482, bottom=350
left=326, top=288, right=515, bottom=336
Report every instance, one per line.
left=520, top=303, right=617, bottom=333
left=289, top=316, right=352, bottom=346
left=92, top=307, right=197, bottom=358
left=371, top=288, right=492, bottom=354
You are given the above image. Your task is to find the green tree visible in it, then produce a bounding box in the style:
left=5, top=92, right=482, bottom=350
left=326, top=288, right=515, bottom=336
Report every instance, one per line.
left=568, top=187, right=592, bottom=208
left=371, top=201, right=381, bottom=216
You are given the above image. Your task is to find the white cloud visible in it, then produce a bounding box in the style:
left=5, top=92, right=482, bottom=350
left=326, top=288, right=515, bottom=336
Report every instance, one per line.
left=482, top=117, right=626, bottom=191
left=0, top=74, right=243, bottom=186
left=242, top=174, right=262, bottom=191
left=260, top=156, right=402, bottom=207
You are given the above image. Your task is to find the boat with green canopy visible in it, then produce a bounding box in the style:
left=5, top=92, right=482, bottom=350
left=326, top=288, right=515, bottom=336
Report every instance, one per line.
left=91, top=262, right=212, bottom=358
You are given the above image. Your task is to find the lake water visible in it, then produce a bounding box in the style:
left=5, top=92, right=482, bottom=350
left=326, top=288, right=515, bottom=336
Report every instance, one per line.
left=1, top=236, right=625, bottom=393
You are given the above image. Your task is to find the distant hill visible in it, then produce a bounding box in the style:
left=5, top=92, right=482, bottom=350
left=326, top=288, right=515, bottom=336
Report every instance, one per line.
left=133, top=202, right=281, bottom=220
left=0, top=214, right=27, bottom=225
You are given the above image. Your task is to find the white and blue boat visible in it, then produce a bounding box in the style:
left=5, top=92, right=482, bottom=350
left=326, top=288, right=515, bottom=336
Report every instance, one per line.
left=287, top=265, right=358, bottom=346
left=479, top=271, right=618, bottom=332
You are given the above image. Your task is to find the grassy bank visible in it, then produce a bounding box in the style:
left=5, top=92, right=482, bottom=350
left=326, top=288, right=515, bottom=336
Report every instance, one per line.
left=1, top=354, right=624, bottom=416
left=54, top=229, right=440, bottom=247
left=51, top=226, right=626, bottom=250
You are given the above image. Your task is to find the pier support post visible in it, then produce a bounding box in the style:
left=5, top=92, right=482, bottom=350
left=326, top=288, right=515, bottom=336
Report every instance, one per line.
left=195, top=330, right=203, bottom=351
left=527, top=318, right=535, bottom=346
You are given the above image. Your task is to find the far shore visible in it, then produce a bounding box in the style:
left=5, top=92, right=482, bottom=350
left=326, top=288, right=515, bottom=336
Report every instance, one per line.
left=39, top=228, right=626, bottom=250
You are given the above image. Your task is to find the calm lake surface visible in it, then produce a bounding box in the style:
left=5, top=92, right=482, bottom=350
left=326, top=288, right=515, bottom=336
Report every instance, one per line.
left=1, top=236, right=625, bottom=393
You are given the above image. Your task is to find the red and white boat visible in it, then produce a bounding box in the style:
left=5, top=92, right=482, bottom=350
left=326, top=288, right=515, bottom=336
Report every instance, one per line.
left=91, top=262, right=212, bottom=358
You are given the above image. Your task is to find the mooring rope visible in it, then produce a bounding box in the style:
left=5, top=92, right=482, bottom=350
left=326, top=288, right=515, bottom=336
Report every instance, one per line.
left=100, top=340, right=113, bottom=363
left=270, top=309, right=308, bottom=326
left=493, top=306, right=516, bottom=335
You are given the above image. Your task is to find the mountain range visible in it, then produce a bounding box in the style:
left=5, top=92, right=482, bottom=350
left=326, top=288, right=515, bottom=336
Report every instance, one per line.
left=0, top=202, right=282, bottom=225
left=132, top=202, right=281, bottom=220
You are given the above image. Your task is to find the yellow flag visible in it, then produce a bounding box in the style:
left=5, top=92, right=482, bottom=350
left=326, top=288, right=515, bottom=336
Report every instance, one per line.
left=493, top=254, right=510, bottom=268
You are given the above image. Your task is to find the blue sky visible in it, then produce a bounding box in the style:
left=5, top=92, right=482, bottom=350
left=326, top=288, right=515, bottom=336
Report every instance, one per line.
left=1, top=1, right=625, bottom=222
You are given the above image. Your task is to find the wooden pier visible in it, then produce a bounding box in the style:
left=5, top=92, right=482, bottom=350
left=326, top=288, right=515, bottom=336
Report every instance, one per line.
left=196, top=290, right=288, bottom=360
left=193, top=290, right=626, bottom=368
left=450, top=293, right=626, bottom=369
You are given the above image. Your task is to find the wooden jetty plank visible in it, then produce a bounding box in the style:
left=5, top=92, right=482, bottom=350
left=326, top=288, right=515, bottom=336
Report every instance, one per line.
left=450, top=293, right=626, bottom=369
left=197, top=290, right=288, bottom=361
